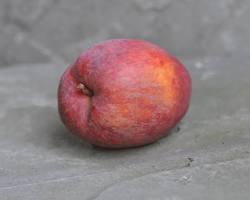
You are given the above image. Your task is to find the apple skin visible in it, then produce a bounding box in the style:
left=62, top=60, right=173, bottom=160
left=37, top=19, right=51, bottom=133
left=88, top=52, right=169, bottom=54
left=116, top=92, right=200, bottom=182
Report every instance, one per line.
left=58, top=39, right=191, bottom=148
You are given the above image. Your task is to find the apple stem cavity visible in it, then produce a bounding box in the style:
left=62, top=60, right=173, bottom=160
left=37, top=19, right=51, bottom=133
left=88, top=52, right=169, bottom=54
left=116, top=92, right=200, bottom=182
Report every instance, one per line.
left=77, top=83, right=93, bottom=97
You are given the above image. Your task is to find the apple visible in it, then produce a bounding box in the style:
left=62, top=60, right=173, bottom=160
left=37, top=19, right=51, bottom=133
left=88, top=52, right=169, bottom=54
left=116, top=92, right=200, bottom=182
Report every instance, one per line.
left=58, top=39, right=191, bottom=148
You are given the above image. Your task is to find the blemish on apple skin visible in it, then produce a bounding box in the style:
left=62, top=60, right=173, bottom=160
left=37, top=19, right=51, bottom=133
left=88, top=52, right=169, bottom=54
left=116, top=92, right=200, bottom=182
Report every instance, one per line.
left=76, top=83, right=93, bottom=97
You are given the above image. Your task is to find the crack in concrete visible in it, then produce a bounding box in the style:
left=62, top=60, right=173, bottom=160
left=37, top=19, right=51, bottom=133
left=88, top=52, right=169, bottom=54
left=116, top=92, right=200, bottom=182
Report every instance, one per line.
left=84, top=155, right=250, bottom=200
left=0, top=153, right=250, bottom=200
left=0, top=175, right=84, bottom=190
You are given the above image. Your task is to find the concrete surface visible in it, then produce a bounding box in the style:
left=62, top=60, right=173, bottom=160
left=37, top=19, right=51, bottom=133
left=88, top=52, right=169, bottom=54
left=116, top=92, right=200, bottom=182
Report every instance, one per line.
left=1, top=0, right=250, bottom=67
left=1, top=55, right=250, bottom=199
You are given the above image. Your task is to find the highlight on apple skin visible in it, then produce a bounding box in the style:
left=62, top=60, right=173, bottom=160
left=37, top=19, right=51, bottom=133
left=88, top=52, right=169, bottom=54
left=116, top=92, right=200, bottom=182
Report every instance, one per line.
left=58, top=39, right=191, bottom=149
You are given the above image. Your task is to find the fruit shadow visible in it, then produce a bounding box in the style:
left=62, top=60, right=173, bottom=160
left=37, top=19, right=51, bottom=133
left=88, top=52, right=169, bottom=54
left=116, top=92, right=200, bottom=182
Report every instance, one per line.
left=33, top=107, right=180, bottom=163
left=49, top=123, right=154, bottom=160
left=29, top=106, right=181, bottom=163
left=51, top=121, right=181, bottom=162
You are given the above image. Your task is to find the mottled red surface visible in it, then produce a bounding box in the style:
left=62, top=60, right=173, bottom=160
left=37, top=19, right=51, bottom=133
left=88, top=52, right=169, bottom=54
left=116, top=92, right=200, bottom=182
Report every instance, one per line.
left=58, top=39, right=191, bottom=148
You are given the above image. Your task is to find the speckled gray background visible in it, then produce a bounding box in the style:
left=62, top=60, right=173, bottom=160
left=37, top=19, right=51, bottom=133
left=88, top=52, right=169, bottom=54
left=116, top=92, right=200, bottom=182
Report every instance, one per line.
left=0, top=0, right=249, bottom=67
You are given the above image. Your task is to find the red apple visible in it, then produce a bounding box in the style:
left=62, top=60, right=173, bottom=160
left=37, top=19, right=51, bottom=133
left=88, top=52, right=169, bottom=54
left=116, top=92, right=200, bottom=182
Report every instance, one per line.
left=58, top=39, right=191, bottom=148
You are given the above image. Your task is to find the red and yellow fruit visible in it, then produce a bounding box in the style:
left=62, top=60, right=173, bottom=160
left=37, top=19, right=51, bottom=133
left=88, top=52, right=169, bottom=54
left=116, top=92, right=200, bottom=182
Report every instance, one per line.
left=58, top=39, right=191, bottom=148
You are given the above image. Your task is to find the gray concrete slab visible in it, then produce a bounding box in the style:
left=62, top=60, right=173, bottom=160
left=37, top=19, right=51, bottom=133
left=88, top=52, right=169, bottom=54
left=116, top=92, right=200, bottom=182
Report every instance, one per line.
left=0, top=55, right=250, bottom=199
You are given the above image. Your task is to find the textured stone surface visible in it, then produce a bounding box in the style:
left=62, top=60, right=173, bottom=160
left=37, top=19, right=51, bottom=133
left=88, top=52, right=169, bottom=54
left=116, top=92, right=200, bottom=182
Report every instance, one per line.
left=1, top=0, right=250, bottom=67
left=0, top=25, right=53, bottom=66
left=0, top=55, right=250, bottom=199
